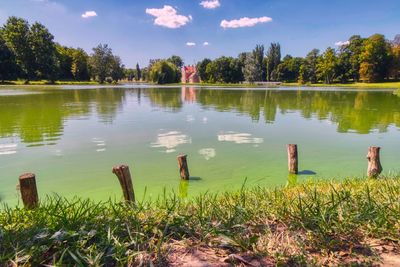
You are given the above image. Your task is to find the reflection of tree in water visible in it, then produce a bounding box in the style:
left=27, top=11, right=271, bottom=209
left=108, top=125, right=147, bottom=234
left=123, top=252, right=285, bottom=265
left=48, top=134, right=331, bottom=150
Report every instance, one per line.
left=145, top=87, right=400, bottom=134
left=0, top=88, right=126, bottom=144
left=144, top=88, right=183, bottom=111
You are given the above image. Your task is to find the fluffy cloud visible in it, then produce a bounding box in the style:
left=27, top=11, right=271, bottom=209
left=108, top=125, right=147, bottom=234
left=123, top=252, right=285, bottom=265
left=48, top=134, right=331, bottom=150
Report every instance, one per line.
left=146, top=5, right=192, bottom=29
left=82, top=11, right=97, bottom=18
left=186, top=42, right=196, bottom=46
left=200, top=0, right=220, bottom=9
left=203, top=42, right=210, bottom=46
left=220, top=16, right=272, bottom=29
left=335, top=40, right=350, bottom=46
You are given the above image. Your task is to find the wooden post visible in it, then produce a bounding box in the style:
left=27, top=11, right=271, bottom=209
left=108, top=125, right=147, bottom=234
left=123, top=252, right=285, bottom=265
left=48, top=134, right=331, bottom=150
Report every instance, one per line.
left=19, top=173, right=39, bottom=209
left=177, top=154, right=190, bottom=180
left=112, top=165, right=135, bottom=203
left=367, top=146, right=383, bottom=178
left=287, top=144, right=298, bottom=174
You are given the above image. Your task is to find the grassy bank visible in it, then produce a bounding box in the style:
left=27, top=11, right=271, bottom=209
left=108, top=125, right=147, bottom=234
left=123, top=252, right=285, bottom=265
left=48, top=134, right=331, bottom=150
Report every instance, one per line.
left=283, top=82, right=400, bottom=89
left=0, top=80, right=100, bottom=86
left=1, top=178, right=400, bottom=266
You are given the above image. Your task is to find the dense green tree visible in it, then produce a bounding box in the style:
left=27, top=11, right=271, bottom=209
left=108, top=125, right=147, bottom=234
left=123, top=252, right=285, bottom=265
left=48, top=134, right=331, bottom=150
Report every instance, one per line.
left=124, top=68, right=135, bottom=81
left=149, top=60, right=179, bottom=84
left=136, top=63, right=141, bottom=81
left=205, top=57, right=243, bottom=83
left=252, top=45, right=266, bottom=81
left=317, top=47, right=337, bottom=84
left=197, top=58, right=212, bottom=82
left=304, top=49, right=319, bottom=83
left=56, top=44, right=74, bottom=80
left=243, top=53, right=258, bottom=83
left=0, top=34, right=18, bottom=81
left=168, top=55, right=184, bottom=69
left=1, top=17, right=34, bottom=80
left=71, top=48, right=90, bottom=81
left=347, top=35, right=365, bottom=82
left=359, top=34, right=392, bottom=82
left=276, top=55, right=303, bottom=82
left=29, top=22, right=58, bottom=81
left=110, top=56, right=125, bottom=82
left=89, top=44, right=114, bottom=83
left=266, top=43, right=281, bottom=81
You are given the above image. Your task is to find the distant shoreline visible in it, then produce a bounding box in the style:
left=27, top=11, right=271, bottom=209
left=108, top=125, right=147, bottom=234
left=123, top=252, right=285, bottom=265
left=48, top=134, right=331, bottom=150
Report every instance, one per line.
left=1, top=80, right=399, bottom=89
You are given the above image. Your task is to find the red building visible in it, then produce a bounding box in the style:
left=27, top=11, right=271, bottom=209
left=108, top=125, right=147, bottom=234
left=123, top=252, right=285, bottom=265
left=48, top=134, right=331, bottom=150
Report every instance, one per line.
left=181, top=65, right=200, bottom=84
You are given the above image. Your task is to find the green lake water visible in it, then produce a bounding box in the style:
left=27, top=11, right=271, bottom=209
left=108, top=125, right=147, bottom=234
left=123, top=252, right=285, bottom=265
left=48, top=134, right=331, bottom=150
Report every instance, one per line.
left=0, top=85, right=399, bottom=205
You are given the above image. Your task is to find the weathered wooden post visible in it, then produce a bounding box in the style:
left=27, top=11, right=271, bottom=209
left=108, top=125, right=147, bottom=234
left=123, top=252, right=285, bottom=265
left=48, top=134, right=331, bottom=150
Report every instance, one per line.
left=177, top=154, right=190, bottom=180
left=367, top=146, right=383, bottom=178
left=287, top=144, right=298, bottom=174
left=19, top=173, right=39, bottom=209
left=112, top=165, right=135, bottom=203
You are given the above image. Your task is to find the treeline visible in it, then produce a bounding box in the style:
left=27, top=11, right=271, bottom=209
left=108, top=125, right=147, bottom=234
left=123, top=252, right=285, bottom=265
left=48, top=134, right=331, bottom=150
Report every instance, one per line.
left=196, top=34, right=400, bottom=84
left=0, top=17, right=125, bottom=83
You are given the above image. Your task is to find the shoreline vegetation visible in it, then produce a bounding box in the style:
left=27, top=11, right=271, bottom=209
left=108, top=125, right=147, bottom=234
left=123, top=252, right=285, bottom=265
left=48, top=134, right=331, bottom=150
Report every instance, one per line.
left=1, top=80, right=400, bottom=89
left=1, top=177, right=400, bottom=266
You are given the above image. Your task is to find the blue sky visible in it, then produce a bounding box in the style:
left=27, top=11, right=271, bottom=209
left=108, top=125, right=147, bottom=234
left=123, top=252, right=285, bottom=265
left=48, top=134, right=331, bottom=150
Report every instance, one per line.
left=1, top=0, right=399, bottom=68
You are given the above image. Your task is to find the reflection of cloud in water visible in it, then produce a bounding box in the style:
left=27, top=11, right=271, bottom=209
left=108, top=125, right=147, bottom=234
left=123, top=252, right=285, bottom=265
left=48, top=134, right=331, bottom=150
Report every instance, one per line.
left=92, top=138, right=106, bottom=152
left=151, top=131, right=191, bottom=153
left=202, top=117, right=208, bottom=124
left=0, top=144, right=17, bottom=155
left=198, top=148, right=216, bottom=160
left=186, top=115, right=195, bottom=122
left=218, top=132, right=263, bottom=144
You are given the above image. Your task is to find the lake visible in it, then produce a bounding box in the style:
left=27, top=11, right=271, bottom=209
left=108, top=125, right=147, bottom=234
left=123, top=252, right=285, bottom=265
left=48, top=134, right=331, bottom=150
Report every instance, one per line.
left=1, top=85, right=399, bottom=205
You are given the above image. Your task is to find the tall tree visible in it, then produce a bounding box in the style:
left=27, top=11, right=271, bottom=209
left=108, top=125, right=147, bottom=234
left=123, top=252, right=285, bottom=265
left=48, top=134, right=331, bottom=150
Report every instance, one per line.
left=136, top=63, right=141, bottom=81
left=1, top=17, right=34, bottom=81
left=71, top=48, right=90, bottom=81
left=243, top=53, right=258, bottom=83
left=359, top=34, right=391, bottom=82
left=168, top=55, right=184, bottom=69
left=197, top=58, right=212, bottom=82
left=275, top=55, right=303, bottom=82
left=346, top=35, right=364, bottom=82
left=110, top=56, right=125, bottom=82
left=0, top=34, right=18, bottom=81
left=305, top=49, right=319, bottom=83
left=149, top=60, right=179, bottom=84
left=253, top=45, right=265, bottom=81
left=89, top=44, right=114, bottom=83
left=317, top=47, right=337, bottom=84
left=266, top=43, right=281, bottom=81
left=29, top=22, right=58, bottom=81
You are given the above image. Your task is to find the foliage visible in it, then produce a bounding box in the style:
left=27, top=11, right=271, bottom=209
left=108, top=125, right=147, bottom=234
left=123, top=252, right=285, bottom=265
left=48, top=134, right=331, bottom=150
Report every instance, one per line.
left=1, top=178, right=400, bottom=265
left=275, top=55, right=303, bottom=82
left=204, top=56, right=243, bottom=83
left=149, top=60, right=180, bottom=84
left=317, top=47, right=338, bottom=84
left=0, top=34, right=18, bottom=81
left=359, top=34, right=392, bottom=82
left=0, top=16, right=123, bottom=83
left=196, top=58, right=212, bottom=82
left=167, top=55, right=184, bottom=69
left=136, top=63, right=141, bottom=81
left=266, top=43, right=281, bottom=81
left=1, top=16, right=34, bottom=80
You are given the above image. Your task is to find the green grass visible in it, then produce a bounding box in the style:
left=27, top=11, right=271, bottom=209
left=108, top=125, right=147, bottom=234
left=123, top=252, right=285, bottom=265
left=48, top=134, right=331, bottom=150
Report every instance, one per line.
left=0, top=80, right=100, bottom=86
left=1, top=177, right=400, bottom=266
left=167, top=82, right=280, bottom=88
left=283, top=82, right=400, bottom=89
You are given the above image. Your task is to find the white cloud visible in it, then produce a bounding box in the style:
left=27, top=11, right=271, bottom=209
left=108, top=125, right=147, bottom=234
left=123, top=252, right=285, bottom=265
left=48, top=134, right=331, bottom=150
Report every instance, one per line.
left=186, top=42, right=196, bottom=46
left=203, top=42, right=210, bottom=46
left=82, top=11, right=97, bottom=18
left=200, top=0, right=220, bottom=9
left=220, top=16, right=272, bottom=29
left=335, top=41, right=350, bottom=46
left=146, top=5, right=192, bottom=29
